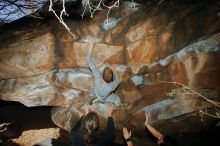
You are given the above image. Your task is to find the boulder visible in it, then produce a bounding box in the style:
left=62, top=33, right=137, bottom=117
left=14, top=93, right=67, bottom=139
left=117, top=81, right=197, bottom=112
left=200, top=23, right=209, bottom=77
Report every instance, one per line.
left=0, top=0, right=219, bottom=135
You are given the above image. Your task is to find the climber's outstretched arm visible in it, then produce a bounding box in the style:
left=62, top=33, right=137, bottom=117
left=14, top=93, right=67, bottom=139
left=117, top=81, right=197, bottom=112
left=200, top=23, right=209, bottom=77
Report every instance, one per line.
left=144, top=113, right=164, bottom=144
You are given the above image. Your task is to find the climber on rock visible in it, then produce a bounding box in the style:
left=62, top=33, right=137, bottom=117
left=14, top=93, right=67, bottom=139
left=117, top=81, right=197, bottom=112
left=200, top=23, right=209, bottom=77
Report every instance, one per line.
left=86, top=38, right=121, bottom=107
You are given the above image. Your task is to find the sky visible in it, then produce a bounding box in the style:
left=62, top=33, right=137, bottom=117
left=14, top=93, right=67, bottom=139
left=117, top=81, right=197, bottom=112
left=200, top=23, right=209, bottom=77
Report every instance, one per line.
left=0, top=0, right=47, bottom=23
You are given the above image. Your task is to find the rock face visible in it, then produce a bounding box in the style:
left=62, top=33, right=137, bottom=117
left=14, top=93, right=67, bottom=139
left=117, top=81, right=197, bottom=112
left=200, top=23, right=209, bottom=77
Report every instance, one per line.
left=0, top=0, right=220, bottom=134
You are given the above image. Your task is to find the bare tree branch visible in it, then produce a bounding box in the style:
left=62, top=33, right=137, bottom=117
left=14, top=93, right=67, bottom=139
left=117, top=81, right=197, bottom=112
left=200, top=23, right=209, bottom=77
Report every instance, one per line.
left=199, top=109, right=220, bottom=119
left=103, top=0, right=119, bottom=26
left=160, top=80, right=220, bottom=107
left=48, top=0, right=77, bottom=39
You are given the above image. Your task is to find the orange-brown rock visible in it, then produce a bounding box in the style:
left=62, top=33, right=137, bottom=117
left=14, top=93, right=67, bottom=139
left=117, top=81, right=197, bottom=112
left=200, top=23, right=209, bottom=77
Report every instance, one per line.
left=74, top=42, right=124, bottom=66
left=59, top=33, right=78, bottom=68
left=0, top=33, right=55, bottom=79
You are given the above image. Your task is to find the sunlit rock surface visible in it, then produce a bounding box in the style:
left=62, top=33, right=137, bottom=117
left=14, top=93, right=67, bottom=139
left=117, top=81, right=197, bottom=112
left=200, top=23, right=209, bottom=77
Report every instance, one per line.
left=0, top=0, right=220, bottom=134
